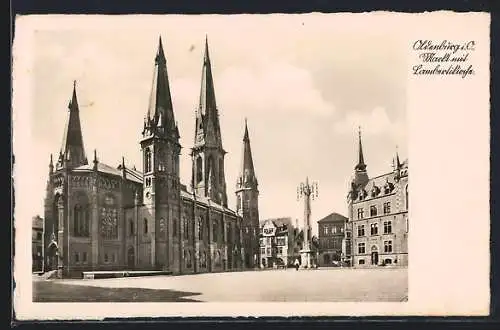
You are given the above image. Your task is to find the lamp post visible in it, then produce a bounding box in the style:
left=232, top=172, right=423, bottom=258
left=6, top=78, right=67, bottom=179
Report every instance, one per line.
left=297, top=177, right=318, bottom=269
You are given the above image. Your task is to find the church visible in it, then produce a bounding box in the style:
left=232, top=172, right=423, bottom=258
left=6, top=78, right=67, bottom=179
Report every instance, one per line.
left=42, top=37, right=261, bottom=278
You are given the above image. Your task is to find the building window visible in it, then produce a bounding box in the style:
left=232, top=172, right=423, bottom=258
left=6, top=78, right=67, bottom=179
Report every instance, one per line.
left=370, top=205, right=377, bottom=217
left=183, top=217, right=188, bottom=239
left=357, top=225, right=365, bottom=237
left=111, top=253, right=116, bottom=263
left=212, top=220, right=218, bottom=242
left=383, top=202, right=391, bottom=214
left=384, top=240, right=393, bottom=253
left=74, top=252, right=79, bottom=263
left=406, top=185, right=409, bottom=210
left=129, top=219, right=134, bottom=236
left=358, top=243, right=366, bottom=254
left=323, top=226, right=328, bottom=235
left=143, top=218, right=148, bottom=234
left=196, top=156, right=203, bottom=183
left=219, top=159, right=224, bottom=184
left=333, top=226, right=337, bottom=234
left=82, top=252, right=87, bottom=263
left=173, top=218, right=177, bottom=237
left=359, top=259, right=365, bottom=265
left=278, top=247, right=283, bottom=255
left=36, top=232, right=43, bottom=240
left=370, top=223, right=378, bottom=235
left=383, top=221, right=392, bottom=234
left=186, top=250, right=192, bottom=268
left=101, top=205, right=118, bottom=240
left=259, top=238, right=264, bottom=247
left=277, top=237, right=286, bottom=246
left=198, top=217, right=203, bottom=241
left=266, top=247, right=271, bottom=255
left=261, top=247, right=266, bottom=255
left=357, top=208, right=364, bottom=219
left=145, top=148, right=152, bottom=173
left=74, top=204, right=90, bottom=237
left=104, top=253, right=109, bottom=263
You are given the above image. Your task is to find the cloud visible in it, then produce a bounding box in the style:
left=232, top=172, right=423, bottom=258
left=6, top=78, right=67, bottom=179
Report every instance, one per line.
left=333, top=106, right=406, bottom=142
left=216, top=62, right=336, bottom=117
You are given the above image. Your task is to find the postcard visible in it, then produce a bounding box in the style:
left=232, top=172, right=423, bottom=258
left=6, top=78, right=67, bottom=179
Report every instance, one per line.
left=12, top=12, right=490, bottom=319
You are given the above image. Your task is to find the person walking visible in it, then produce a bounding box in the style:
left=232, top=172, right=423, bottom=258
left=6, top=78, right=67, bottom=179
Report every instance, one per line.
left=294, top=258, right=300, bottom=271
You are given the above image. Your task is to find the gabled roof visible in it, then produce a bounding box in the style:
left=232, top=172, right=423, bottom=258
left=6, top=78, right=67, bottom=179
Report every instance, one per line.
left=317, top=212, right=348, bottom=224
left=72, top=162, right=143, bottom=184
left=180, top=189, right=238, bottom=216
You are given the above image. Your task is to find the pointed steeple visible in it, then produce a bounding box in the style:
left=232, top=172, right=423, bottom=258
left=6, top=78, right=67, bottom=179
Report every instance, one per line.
left=194, top=36, right=223, bottom=149
left=144, top=36, right=177, bottom=141
left=352, top=126, right=369, bottom=187
left=58, top=81, right=88, bottom=168
left=395, top=146, right=402, bottom=169
left=49, top=154, right=54, bottom=174
left=237, top=119, right=258, bottom=190
left=355, top=126, right=366, bottom=171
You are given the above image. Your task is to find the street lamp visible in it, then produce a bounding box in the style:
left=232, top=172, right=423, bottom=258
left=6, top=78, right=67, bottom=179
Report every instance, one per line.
left=297, top=177, right=318, bottom=268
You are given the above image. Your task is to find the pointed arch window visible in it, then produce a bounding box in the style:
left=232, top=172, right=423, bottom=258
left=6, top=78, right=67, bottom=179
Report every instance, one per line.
left=219, top=159, right=224, bottom=184
left=197, top=217, right=203, bottom=241
left=101, top=196, right=118, bottom=239
left=145, top=148, right=152, bottom=173
left=212, top=219, right=218, bottom=242
left=406, top=185, right=409, bottom=210
left=143, top=218, right=148, bottom=234
left=196, top=156, right=203, bottom=183
left=74, top=204, right=90, bottom=237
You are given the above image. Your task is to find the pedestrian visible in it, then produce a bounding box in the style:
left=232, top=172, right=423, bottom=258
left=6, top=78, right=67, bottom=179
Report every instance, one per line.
left=294, top=258, right=300, bottom=271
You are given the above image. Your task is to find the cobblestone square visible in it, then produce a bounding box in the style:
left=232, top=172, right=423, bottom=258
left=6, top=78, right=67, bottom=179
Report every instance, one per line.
left=34, top=268, right=408, bottom=302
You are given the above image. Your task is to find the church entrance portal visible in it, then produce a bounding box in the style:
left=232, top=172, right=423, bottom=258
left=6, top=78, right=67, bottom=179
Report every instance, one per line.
left=46, top=242, right=58, bottom=271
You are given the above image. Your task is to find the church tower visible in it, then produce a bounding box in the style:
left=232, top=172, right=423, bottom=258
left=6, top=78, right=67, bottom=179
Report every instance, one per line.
left=235, top=119, right=260, bottom=268
left=140, top=36, right=181, bottom=269
left=56, top=81, right=88, bottom=170
left=352, top=127, right=369, bottom=187
left=191, top=37, right=228, bottom=207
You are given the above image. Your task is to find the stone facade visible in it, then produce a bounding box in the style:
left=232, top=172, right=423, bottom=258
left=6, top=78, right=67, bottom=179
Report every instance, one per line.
left=344, top=130, right=408, bottom=268
left=317, top=212, right=347, bottom=267
left=42, top=37, right=259, bottom=278
left=32, top=215, right=44, bottom=272
left=259, top=218, right=300, bottom=268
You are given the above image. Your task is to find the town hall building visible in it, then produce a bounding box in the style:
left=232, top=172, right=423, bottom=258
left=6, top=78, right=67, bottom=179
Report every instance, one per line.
left=42, top=37, right=261, bottom=278
left=344, top=129, right=409, bottom=267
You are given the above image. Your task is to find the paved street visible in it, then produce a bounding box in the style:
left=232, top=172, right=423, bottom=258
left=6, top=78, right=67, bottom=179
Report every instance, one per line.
left=34, top=267, right=407, bottom=302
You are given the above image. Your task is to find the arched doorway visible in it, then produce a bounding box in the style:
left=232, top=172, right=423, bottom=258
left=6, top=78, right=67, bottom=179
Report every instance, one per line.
left=371, top=245, right=379, bottom=265
left=127, top=247, right=135, bottom=269
left=46, top=241, right=58, bottom=271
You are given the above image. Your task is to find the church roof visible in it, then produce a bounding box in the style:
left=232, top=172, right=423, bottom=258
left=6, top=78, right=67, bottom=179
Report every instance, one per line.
left=180, top=189, right=238, bottom=216
left=317, top=212, right=348, bottom=224
left=72, top=162, right=143, bottom=184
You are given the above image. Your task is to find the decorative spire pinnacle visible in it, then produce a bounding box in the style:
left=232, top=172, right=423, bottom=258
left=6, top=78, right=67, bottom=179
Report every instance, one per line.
left=355, top=126, right=366, bottom=171
left=60, top=81, right=87, bottom=168
left=396, top=145, right=402, bottom=169
left=93, top=149, right=98, bottom=169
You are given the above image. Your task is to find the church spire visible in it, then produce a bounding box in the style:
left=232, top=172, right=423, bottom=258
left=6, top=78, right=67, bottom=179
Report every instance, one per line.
left=237, top=119, right=258, bottom=190
left=194, top=36, right=223, bottom=149
left=143, top=35, right=178, bottom=141
left=58, top=81, right=88, bottom=168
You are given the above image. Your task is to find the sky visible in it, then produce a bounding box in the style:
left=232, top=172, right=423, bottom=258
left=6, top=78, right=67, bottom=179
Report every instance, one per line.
left=22, top=14, right=408, bottom=235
